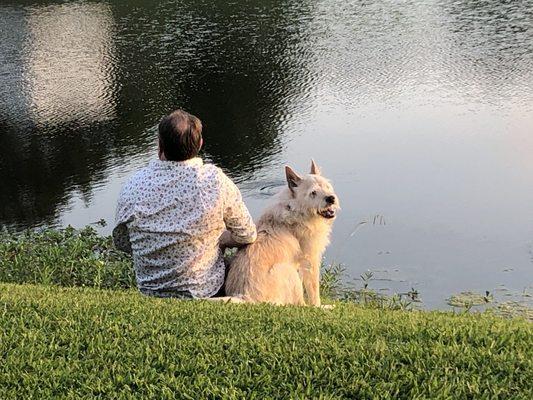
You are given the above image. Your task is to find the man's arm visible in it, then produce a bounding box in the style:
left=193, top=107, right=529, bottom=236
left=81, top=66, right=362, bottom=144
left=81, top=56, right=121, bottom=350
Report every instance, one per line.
left=113, top=221, right=132, bottom=254
left=221, top=173, right=257, bottom=250
left=113, top=184, right=134, bottom=254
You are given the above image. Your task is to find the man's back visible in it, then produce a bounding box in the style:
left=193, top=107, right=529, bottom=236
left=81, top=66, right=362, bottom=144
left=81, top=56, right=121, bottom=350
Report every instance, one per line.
left=115, top=157, right=256, bottom=298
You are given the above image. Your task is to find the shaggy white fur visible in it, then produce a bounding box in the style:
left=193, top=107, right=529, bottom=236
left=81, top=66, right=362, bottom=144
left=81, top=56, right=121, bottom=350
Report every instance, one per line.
left=226, top=160, right=339, bottom=306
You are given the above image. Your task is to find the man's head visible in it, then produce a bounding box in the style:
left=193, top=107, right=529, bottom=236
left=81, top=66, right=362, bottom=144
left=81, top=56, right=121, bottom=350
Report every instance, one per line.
left=158, top=109, right=203, bottom=161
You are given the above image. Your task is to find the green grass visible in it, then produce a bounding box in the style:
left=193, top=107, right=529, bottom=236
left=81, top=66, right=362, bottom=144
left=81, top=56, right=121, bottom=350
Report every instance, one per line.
left=1, top=283, right=532, bottom=399
left=2, top=225, right=532, bottom=316
left=0, top=226, right=135, bottom=289
left=1, top=226, right=532, bottom=398
left=0, top=226, right=428, bottom=311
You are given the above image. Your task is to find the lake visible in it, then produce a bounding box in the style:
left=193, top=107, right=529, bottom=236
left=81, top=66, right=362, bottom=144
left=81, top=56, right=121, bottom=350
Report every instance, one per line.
left=1, top=0, right=532, bottom=308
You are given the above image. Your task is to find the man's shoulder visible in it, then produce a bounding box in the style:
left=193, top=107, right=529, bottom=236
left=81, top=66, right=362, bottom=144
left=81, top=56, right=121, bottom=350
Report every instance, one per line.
left=201, top=162, right=220, bottom=173
left=201, top=162, right=228, bottom=182
left=121, top=164, right=153, bottom=194
left=130, top=165, right=152, bottom=182
left=198, top=163, right=241, bottom=200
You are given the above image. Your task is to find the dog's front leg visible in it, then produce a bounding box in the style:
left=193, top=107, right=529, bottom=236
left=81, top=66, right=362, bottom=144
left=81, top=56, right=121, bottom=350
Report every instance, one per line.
left=301, top=256, right=321, bottom=307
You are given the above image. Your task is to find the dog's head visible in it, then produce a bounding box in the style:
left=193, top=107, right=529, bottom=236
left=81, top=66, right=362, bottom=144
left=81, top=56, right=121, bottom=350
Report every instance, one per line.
left=285, top=160, right=339, bottom=220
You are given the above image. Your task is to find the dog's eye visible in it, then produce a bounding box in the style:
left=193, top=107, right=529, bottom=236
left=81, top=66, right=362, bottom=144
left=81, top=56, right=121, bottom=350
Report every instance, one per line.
left=310, top=190, right=317, bottom=197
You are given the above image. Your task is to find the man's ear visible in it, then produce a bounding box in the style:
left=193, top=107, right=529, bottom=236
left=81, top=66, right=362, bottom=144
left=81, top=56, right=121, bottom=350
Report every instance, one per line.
left=285, top=166, right=302, bottom=192
left=310, top=159, right=321, bottom=175
left=158, top=138, right=165, bottom=160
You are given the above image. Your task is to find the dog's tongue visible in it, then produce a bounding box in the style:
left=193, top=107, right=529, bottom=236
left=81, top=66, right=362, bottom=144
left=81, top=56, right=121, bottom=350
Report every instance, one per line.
left=320, top=209, right=335, bottom=219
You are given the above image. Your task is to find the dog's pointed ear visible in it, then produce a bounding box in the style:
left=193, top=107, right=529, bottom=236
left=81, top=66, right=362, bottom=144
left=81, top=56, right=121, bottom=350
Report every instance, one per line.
left=285, top=166, right=302, bottom=192
left=310, top=159, right=321, bottom=175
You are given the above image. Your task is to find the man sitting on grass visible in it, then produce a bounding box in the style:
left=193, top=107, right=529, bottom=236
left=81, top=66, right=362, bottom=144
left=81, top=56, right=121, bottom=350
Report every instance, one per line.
left=113, top=109, right=256, bottom=299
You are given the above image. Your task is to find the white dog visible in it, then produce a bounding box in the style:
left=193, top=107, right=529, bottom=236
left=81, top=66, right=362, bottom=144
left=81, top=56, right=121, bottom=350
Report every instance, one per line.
left=225, top=160, right=339, bottom=306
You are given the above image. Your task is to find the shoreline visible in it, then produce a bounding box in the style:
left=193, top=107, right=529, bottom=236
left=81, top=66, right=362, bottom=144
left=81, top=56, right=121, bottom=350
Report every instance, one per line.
left=1, top=225, right=531, bottom=320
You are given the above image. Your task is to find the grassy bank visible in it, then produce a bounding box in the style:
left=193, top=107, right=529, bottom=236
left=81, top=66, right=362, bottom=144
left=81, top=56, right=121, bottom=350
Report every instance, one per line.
left=1, top=227, right=532, bottom=398
left=0, top=226, right=135, bottom=289
left=0, top=225, right=410, bottom=309
left=1, top=283, right=532, bottom=399
left=2, top=225, right=532, bottom=317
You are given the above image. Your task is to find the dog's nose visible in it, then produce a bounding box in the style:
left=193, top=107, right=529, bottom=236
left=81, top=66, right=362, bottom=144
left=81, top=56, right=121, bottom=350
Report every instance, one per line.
left=325, top=195, right=336, bottom=205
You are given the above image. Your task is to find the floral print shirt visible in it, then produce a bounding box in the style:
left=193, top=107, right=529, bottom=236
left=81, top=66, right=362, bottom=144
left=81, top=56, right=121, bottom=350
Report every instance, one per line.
left=113, top=157, right=256, bottom=298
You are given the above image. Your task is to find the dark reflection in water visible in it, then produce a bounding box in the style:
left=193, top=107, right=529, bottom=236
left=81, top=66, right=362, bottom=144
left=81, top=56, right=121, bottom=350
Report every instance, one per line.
left=1, top=3, right=121, bottom=227
left=1, top=0, right=532, bottom=307
left=0, top=0, right=314, bottom=227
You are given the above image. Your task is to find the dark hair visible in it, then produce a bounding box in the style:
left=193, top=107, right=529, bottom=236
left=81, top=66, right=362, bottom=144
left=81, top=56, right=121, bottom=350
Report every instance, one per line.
left=158, top=109, right=203, bottom=161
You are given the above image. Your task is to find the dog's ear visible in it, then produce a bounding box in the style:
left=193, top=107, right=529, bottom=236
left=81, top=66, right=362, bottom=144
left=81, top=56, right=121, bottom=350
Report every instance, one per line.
left=285, top=166, right=302, bottom=192
left=310, top=159, right=321, bottom=175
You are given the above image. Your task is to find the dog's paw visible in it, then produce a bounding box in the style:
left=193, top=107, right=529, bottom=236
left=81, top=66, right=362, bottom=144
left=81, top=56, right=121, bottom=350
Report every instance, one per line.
left=320, top=304, right=336, bottom=310
left=226, top=296, right=246, bottom=304
left=204, top=296, right=246, bottom=304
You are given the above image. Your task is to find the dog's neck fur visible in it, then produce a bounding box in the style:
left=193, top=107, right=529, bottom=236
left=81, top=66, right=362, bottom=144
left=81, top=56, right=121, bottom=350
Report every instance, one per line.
left=257, top=188, right=333, bottom=258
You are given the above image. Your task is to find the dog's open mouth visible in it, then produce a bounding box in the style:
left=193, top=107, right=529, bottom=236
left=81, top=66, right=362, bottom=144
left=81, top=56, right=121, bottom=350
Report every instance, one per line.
left=318, top=208, right=336, bottom=219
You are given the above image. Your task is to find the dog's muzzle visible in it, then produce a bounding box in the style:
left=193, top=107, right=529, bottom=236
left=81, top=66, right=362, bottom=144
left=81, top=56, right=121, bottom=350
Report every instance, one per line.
left=318, top=208, right=336, bottom=219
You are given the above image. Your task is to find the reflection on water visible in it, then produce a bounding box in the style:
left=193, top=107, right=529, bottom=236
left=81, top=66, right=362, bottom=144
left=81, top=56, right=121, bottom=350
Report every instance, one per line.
left=0, top=2, right=120, bottom=228
left=0, top=0, right=532, bottom=307
left=25, top=3, right=117, bottom=126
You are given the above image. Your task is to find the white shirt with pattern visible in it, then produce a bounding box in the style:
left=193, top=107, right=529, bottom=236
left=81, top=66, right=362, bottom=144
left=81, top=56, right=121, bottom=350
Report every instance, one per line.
left=113, top=157, right=256, bottom=298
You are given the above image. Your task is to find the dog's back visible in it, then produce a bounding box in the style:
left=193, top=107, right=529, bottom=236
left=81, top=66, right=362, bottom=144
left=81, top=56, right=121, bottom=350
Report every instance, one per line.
left=226, top=207, right=306, bottom=304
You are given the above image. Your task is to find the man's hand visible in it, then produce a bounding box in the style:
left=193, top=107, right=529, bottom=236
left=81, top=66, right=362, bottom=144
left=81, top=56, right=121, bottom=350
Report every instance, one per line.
left=219, top=230, right=251, bottom=252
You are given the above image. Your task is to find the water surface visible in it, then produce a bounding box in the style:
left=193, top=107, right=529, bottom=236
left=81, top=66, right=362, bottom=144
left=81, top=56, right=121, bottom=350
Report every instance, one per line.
left=1, top=0, right=532, bottom=307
